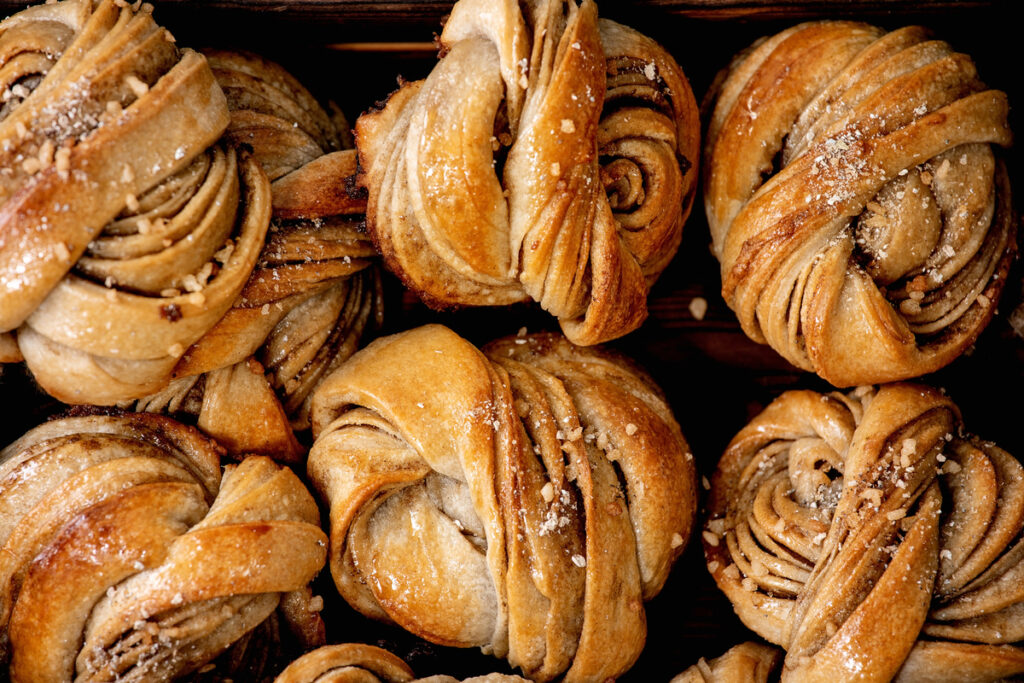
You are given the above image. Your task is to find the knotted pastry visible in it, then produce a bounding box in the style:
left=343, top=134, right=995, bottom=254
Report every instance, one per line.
left=704, top=22, right=1014, bottom=386
left=357, top=0, right=699, bottom=345
left=0, top=2, right=380, bottom=426
left=0, top=0, right=262, bottom=402
left=275, top=643, right=529, bottom=683
left=127, top=51, right=382, bottom=461
left=308, top=324, right=697, bottom=682
left=0, top=411, right=327, bottom=681
left=672, top=642, right=781, bottom=683
left=704, top=383, right=1024, bottom=681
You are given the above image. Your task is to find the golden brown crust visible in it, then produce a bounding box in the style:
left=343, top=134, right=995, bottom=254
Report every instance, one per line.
left=307, top=324, right=696, bottom=682
left=120, top=50, right=381, bottom=460
left=356, top=0, right=698, bottom=345
left=0, top=0, right=231, bottom=333
left=671, top=642, right=781, bottom=683
left=275, top=643, right=415, bottom=683
left=1, top=3, right=380, bottom=437
left=704, top=383, right=1024, bottom=682
left=704, top=21, right=1014, bottom=386
left=18, top=146, right=271, bottom=403
left=0, top=411, right=327, bottom=680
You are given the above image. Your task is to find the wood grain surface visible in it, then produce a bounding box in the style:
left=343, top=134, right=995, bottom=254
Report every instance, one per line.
left=0, top=0, right=1020, bottom=680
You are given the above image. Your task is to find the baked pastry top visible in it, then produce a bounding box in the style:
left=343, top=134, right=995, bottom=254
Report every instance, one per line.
left=0, top=0, right=379, bottom=460
left=307, top=324, right=697, bottom=682
left=704, top=21, right=1013, bottom=386
left=703, top=383, right=1024, bottom=681
left=357, top=0, right=699, bottom=345
left=0, top=411, right=327, bottom=681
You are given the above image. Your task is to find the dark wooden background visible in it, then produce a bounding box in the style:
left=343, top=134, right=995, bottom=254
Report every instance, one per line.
left=0, top=0, right=1020, bottom=680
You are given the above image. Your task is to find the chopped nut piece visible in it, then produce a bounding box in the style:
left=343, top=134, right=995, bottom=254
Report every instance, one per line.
left=125, top=74, right=149, bottom=98
left=541, top=482, right=555, bottom=503
left=38, top=139, right=55, bottom=168
left=900, top=299, right=921, bottom=315
left=859, top=487, right=882, bottom=507
left=55, top=147, right=71, bottom=177
left=53, top=242, right=70, bottom=262
left=689, top=296, right=708, bottom=320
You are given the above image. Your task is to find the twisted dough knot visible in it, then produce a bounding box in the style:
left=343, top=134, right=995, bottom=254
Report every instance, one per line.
left=705, top=21, right=1014, bottom=386
left=128, top=53, right=382, bottom=461
left=0, top=411, right=327, bottom=682
left=308, top=324, right=696, bottom=682
left=704, top=383, right=1024, bottom=682
left=274, top=643, right=529, bottom=683
left=0, top=3, right=379, bottom=417
left=0, top=0, right=258, bottom=401
left=356, top=0, right=699, bottom=345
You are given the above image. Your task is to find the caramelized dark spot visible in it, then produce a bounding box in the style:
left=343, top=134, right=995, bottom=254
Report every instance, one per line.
left=160, top=304, right=182, bottom=322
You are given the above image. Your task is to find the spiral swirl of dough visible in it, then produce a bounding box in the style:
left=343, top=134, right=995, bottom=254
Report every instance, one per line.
left=128, top=52, right=382, bottom=461
left=308, top=324, right=696, bottom=682
left=0, top=0, right=275, bottom=404
left=704, top=22, right=1013, bottom=386
left=0, top=411, right=327, bottom=681
left=356, top=0, right=698, bottom=345
left=704, top=384, right=1024, bottom=681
